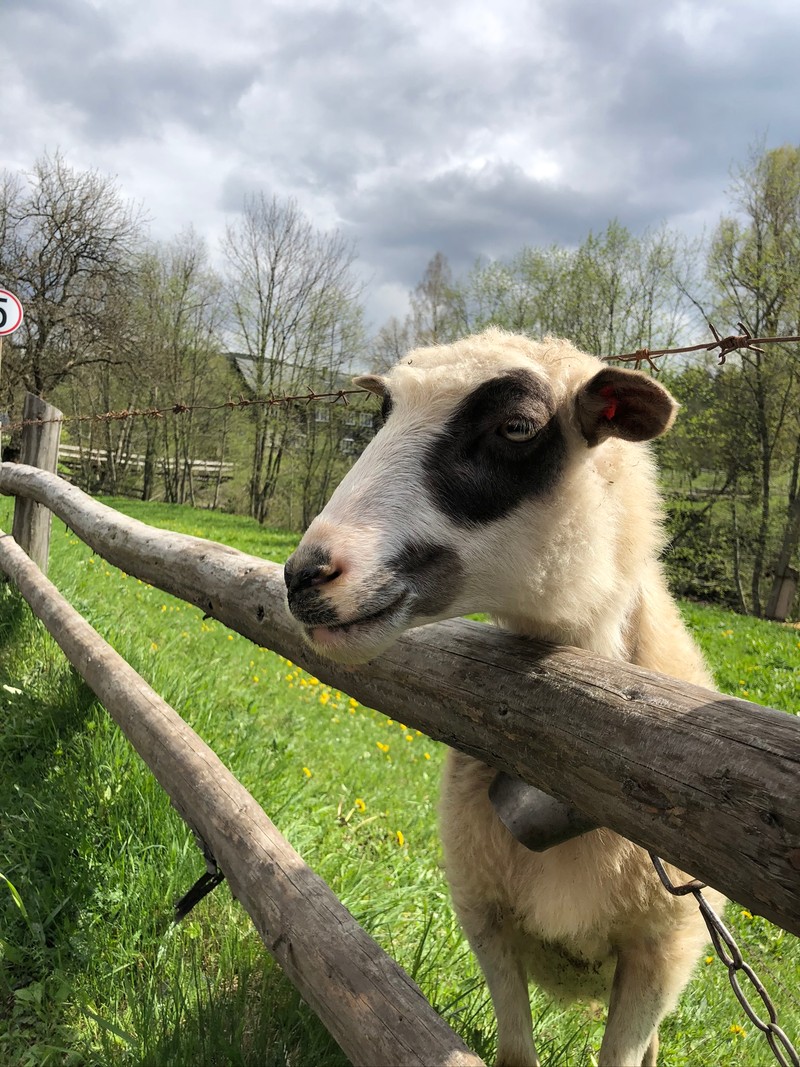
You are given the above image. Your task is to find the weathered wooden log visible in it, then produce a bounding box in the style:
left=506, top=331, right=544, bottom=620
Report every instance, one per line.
left=0, top=527, right=484, bottom=1067
left=10, top=394, right=62, bottom=574
left=1, top=463, right=799, bottom=937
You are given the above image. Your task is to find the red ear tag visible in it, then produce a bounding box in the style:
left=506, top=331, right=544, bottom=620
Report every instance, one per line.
left=599, top=384, right=617, bottom=420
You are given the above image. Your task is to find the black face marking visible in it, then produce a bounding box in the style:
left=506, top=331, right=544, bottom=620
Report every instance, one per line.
left=421, top=369, right=567, bottom=526
left=389, top=541, right=463, bottom=617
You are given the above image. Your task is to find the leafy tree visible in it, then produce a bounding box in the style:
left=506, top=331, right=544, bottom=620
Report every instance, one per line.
left=0, top=151, right=144, bottom=406
left=706, top=144, right=800, bottom=615
left=222, top=194, right=365, bottom=523
left=55, top=231, right=237, bottom=507
left=443, top=222, right=697, bottom=357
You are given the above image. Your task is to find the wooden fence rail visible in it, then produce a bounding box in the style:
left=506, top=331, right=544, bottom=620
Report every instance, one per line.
left=0, top=524, right=483, bottom=1067
left=2, top=462, right=798, bottom=941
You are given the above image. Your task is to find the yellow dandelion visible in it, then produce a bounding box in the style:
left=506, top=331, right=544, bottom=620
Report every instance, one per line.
left=705, top=956, right=714, bottom=965
left=424, top=752, right=431, bottom=760
left=161, top=605, right=167, bottom=612
left=252, top=675, right=259, bottom=683
left=729, top=1024, right=746, bottom=1038
left=740, top=908, right=753, bottom=919
left=396, top=830, right=405, bottom=847
left=310, top=678, right=320, bottom=686
left=349, top=698, right=358, bottom=708
left=303, top=767, right=312, bottom=778
left=150, top=642, right=158, bottom=652
left=405, top=734, right=413, bottom=742
left=376, top=741, right=390, bottom=753
left=228, top=635, right=234, bottom=641
left=355, top=798, right=366, bottom=812
left=319, top=692, right=330, bottom=705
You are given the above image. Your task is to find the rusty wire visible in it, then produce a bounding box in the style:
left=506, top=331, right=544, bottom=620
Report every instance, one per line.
left=601, top=323, right=800, bottom=371
left=3, top=325, right=800, bottom=434
left=1, top=387, right=366, bottom=435
left=650, top=855, right=799, bottom=1067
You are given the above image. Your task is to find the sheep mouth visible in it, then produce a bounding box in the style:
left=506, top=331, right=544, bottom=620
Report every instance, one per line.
left=303, top=590, right=411, bottom=663
left=308, top=590, right=409, bottom=638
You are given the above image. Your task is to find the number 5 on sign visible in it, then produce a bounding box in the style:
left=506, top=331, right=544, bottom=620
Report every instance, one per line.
left=0, top=289, right=23, bottom=335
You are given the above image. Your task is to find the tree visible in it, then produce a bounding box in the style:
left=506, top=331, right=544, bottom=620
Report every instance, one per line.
left=371, top=315, right=411, bottom=373
left=706, top=144, right=800, bottom=615
left=443, top=223, right=697, bottom=357
left=55, top=231, right=238, bottom=507
left=222, top=194, right=365, bottom=523
left=0, top=151, right=144, bottom=405
left=137, top=231, right=229, bottom=505
left=409, top=251, right=461, bottom=345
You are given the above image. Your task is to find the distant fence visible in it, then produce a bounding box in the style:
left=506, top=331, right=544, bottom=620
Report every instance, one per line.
left=57, top=443, right=234, bottom=480
left=1, top=395, right=799, bottom=1065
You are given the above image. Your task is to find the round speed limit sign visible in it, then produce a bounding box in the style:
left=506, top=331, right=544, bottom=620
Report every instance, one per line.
left=0, top=289, right=23, bottom=336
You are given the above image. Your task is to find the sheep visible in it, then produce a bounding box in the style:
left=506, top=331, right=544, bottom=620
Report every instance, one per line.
left=283, top=328, right=724, bottom=1067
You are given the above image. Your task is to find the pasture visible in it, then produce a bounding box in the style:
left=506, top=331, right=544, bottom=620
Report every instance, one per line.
left=1, top=496, right=798, bottom=1066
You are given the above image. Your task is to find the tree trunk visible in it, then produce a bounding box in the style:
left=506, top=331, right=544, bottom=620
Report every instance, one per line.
left=765, top=493, right=800, bottom=619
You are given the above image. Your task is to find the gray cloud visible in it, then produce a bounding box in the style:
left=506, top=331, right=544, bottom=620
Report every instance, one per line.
left=2, top=0, right=800, bottom=328
left=3, top=0, right=259, bottom=144
left=338, top=161, right=663, bottom=297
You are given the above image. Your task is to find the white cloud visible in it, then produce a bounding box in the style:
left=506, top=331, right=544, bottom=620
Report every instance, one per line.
left=2, top=0, right=800, bottom=329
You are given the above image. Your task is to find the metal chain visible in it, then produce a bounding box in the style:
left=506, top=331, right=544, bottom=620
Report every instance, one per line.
left=650, top=855, right=799, bottom=1067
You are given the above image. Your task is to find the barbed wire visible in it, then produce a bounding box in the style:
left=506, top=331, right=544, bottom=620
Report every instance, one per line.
left=1, top=387, right=366, bottom=435
left=601, top=323, right=800, bottom=370
left=650, top=855, right=799, bottom=1067
left=3, top=325, right=799, bottom=435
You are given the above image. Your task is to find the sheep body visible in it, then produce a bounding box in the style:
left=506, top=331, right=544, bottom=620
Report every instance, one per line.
left=284, top=329, right=724, bottom=1067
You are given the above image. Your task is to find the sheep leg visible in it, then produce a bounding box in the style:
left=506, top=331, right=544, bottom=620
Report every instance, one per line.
left=462, top=909, right=539, bottom=1067
left=599, top=941, right=684, bottom=1067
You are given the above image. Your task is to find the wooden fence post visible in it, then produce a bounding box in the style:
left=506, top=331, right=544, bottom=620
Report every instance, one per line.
left=11, top=393, right=62, bottom=574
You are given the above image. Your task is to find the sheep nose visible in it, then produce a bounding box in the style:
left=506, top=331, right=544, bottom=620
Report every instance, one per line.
left=284, top=553, right=341, bottom=596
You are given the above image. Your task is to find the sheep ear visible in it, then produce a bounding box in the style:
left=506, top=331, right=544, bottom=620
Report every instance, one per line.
left=353, top=374, right=387, bottom=397
left=576, top=367, right=678, bottom=447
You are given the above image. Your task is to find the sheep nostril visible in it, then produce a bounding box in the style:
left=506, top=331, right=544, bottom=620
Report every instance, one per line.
left=285, top=560, right=342, bottom=596
left=310, top=567, right=341, bottom=587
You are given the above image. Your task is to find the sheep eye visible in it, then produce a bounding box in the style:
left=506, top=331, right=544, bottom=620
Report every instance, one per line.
left=499, top=417, right=537, bottom=443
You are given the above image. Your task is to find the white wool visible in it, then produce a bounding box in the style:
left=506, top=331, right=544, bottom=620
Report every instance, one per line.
left=289, top=329, right=721, bottom=1066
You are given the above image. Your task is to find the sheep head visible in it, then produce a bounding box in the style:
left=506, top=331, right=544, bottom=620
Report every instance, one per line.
left=284, top=329, right=677, bottom=664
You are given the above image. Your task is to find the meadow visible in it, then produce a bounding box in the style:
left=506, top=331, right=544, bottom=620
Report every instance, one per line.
left=1, top=496, right=798, bottom=1066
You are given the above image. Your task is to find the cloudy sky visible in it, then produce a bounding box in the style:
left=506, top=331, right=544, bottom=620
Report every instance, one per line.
left=3, top=0, right=800, bottom=331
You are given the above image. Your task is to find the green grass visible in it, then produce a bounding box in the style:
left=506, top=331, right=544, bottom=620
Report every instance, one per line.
left=0, top=496, right=798, bottom=1066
